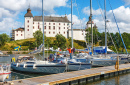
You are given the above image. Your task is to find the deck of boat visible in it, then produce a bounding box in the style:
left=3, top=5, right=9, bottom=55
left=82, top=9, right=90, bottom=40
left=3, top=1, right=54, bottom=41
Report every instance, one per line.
left=1, top=63, right=130, bottom=85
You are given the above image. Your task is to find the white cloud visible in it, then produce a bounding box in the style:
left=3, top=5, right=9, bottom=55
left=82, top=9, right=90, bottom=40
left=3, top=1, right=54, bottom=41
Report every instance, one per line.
left=86, top=6, right=130, bottom=33
left=67, top=14, right=86, bottom=29
left=0, top=18, right=22, bottom=34
left=83, top=7, right=102, bottom=16
left=0, top=0, right=69, bottom=35
left=123, top=0, right=130, bottom=5
left=0, top=0, right=68, bottom=14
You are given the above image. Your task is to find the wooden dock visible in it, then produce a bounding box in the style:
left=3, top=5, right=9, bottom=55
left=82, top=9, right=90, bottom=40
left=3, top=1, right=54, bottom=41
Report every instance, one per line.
left=1, top=63, right=130, bottom=85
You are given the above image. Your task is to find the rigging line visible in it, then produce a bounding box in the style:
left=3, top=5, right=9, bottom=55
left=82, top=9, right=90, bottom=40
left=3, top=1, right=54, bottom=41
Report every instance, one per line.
left=74, top=0, right=83, bottom=29
left=96, top=0, right=118, bottom=53
left=107, top=24, right=118, bottom=53
left=96, top=0, right=105, bottom=20
left=108, top=0, right=128, bottom=54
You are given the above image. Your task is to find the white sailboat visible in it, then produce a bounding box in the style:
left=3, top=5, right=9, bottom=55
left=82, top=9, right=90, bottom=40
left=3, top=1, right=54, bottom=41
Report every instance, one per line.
left=0, top=64, right=11, bottom=82
left=52, top=0, right=92, bottom=71
left=11, top=0, right=66, bottom=74
left=86, top=0, right=128, bottom=66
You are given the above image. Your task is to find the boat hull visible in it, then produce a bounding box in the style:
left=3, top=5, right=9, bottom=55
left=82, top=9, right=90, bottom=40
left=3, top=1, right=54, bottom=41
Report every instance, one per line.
left=0, top=72, right=11, bottom=82
left=91, top=59, right=128, bottom=66
left=67, top=63, right=91, bottom=71
left=11, top=63, right=66, bottom=74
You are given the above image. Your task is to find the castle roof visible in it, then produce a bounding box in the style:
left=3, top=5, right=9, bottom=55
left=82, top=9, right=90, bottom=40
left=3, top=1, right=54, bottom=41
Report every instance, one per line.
left=15, top=28, right=24, bottom=31
left=87, top=16, right=94, bottom=24
left=33, top=16, right=71, bottom=23
left=93, top=24, right=98, bottom=28
left=24, top=8, right=33, bottom=17
left=87, top=21, right=94, bottom=24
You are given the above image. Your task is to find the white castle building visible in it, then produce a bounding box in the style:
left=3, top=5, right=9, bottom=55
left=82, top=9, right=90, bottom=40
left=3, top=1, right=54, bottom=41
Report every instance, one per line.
left=11, top=8, right=88, bottom=41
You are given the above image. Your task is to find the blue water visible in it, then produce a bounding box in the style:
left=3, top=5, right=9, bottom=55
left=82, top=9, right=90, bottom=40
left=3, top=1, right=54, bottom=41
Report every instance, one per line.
left=0, top=54, right=130, bottom=85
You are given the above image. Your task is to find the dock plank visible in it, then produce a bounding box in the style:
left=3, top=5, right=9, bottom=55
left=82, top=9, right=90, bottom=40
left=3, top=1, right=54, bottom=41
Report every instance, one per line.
left=4, top=63, right=130, bottom=85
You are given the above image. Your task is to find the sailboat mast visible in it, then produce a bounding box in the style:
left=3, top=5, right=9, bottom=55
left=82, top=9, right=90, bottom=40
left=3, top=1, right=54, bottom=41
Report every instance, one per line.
left=42, top=0, right=45, bottom=60
left=90, top=0, right=93, bottom=55
left=104, top=0, right=107, bottom=56
left=71, top=0, right=73, bottom=49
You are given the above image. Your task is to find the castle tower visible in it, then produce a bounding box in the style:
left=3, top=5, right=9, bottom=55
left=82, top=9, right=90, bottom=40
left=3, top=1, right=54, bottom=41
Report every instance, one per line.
left=86, top=16, right=94, bottom=29
left=24, top=8, right=33, bottom=39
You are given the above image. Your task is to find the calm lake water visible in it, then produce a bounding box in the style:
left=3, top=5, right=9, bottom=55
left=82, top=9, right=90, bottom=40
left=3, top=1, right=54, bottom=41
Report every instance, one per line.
left=0, top=54, right=130, bottom=85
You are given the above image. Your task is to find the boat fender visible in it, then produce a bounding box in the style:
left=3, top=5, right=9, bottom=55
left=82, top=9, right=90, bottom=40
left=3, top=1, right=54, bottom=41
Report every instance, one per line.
left=33, top=64, right=36, bottom=69
left=16, top=63, right=19, bottom=67
left=23, top=64, right=26, bottom=68
left=6, top=75, right=9, bottom=79
left=11, top=57, right=15, bottom=63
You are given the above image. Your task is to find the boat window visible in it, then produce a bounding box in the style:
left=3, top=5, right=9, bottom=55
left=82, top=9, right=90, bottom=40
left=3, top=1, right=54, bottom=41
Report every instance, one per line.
left=26, top=62, right=35, bottom=64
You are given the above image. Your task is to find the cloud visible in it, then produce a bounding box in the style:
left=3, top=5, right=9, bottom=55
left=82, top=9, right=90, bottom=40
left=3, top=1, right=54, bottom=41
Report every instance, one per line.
left=67, top=14, right=86, bottom=29
left=0, top=0, right=69, bottom=35
left=83, top=7, right=102, bottom=16
left=123, top=0, right=130, bottom=5
left=0, top=18, right=22, bottom=34
left=0, top=0, right=69, bottom=14
left=86, top=6, right=130, bottom=33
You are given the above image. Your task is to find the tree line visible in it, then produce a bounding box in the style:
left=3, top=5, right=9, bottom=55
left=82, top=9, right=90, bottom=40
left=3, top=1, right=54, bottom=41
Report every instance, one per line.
left=86, top=27, right=130, bottom=53
left=0, top=29, right=130, bottom=53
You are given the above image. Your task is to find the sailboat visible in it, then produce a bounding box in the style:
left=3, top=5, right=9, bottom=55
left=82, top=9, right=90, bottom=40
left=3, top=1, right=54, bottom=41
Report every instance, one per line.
left=0, top=64, right=11, bottom=82
left=87, top=0, right=128, bottom=66
left=52, top=0, right=92, bottom=71
left=11, top=0, right=66, bottom=74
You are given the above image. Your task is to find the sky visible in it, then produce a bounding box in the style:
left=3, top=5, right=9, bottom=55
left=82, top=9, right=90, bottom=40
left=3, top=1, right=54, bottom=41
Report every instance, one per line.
left=0, top=0, right=130, bottom=35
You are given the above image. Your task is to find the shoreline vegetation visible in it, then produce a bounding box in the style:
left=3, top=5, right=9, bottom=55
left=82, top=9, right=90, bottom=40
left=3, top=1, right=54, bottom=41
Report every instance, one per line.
left=0, top=30, right=130, bottom=54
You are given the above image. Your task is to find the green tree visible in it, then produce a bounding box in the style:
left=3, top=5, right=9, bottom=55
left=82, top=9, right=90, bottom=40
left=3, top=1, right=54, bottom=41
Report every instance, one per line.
left=86, top=27, right=99, bottom=46
left=0, top=33, right=10, bottom=46
left=33, top=30, right=44, bottom=47
left=45, top=37, right=51, bottom=48
left=54, top=34, right=66, bottom=50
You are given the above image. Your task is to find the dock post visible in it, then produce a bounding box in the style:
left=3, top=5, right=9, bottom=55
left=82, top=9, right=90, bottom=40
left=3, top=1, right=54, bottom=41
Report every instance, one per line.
left=69, top=81, right=71, bottom=85
left=78, top=79, right=80, bottom=85
left=115, top=56, right=119, bottom=71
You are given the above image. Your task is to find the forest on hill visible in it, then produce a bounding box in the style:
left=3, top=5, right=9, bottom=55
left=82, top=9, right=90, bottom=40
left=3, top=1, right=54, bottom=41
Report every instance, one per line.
left=0, top=29, right=130, bottom=53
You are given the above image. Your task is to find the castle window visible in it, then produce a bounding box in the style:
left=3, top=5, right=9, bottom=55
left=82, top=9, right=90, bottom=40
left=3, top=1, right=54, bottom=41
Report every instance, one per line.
left=53, top=26, right=55, bottom=30
left=38, top=25, right=39, bottom=29
left=67, top=27, right=69, bottom=29
left=28, top=25, right=29, bottom=28
left=44, top=23, right=46, bottom=25
left=27, top=20, right=29, bottom=23
left=49, top=32, right=50, bottom=34
left=21, top=31, right=22, bottom=33
left=38, top=22, right=39, bottom=24
left=33, top=26, right=34, bottom=29
left=59, top=32, right=60, bottom=34
left=53, top=23, right=55, bottom=25
left=27, top=29, right=29, bottom=31
left=44, top=26, right=46, bottom=29
left=59, top=27, right=60, bottom=30
left=64, top=23, right=65, bottom=25
left=21, top=34, right=22, bottom=36
left=16, top=34, right=18, bottom=36
left=64, top=27, right=65, bottom=29
left=33, top=22, right=34, bottom=24
left=17, top=31, right=18, bottom=33
left=82, top=33, right=83, bottom=35
left=44, top=31, right=46, bottom=34
left=49, top=26, right=51, bottom=30
left=53, top=32, right=55, bottom=34
left=59, top=23, right=60, bottom=25
left=64, top=32, right=65, bottom=34
left=49, top=23, right=51, bottom=25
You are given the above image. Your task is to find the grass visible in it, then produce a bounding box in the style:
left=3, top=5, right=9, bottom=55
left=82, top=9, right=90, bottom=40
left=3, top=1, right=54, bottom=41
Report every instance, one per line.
left=0, top=38, right=86, bottom=51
